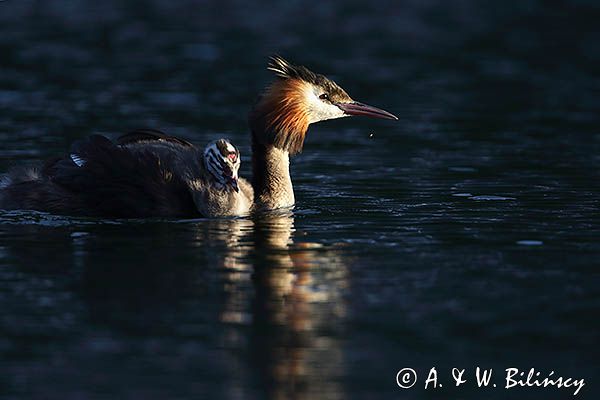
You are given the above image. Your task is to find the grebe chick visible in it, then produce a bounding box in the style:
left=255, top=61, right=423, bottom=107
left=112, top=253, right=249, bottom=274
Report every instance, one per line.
left=0, top=129, right=252, bottom=218
left=193, top=138, right=253, bottom=217
left=0, top=56, right=399, bottom=216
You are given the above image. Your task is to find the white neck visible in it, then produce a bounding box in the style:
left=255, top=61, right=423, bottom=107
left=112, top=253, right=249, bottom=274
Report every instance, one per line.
left=252, top=138, right=295, bottom=211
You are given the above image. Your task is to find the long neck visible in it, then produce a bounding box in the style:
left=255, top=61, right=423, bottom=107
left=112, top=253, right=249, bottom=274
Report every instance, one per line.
left=249, top=80, right=311, bottom=211
left=251, top=131, right=295, bottom=211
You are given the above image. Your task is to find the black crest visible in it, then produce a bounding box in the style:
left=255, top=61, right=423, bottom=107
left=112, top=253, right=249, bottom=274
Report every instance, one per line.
left=267, top=55, right=350, bottom=101
left=268, top=55, right=321, bottom=83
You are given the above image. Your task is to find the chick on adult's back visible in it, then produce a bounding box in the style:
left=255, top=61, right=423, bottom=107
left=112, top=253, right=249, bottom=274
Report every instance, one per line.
left=0, top=129, right=252, bottom=218
left=193, top=138, right=253, bottom=217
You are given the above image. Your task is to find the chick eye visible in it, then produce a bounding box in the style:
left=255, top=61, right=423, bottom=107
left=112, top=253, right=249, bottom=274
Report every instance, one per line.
left=319, top=93, right=330, bottom=101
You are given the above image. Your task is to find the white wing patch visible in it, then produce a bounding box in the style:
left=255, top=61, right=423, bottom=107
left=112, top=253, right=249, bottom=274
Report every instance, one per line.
left=0, top=175, right=11, bottom=189
left=70, top=154, right=86, bottom=167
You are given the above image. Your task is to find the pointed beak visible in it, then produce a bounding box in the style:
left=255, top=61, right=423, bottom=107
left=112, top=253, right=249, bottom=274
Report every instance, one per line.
left=223, top=168, right=240, bottom=192
left=336, top=101, right=398, bottom=120
left=227, top=176, right=239, bottom=192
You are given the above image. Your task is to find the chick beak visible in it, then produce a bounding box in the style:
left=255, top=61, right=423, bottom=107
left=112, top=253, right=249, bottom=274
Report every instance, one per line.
left=227, top=175, right=239, bottom=192
left=336, top=101, right=398, bottom=120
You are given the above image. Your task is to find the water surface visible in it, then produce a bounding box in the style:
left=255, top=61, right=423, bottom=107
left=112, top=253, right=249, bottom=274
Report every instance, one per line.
left=1, top=1, right=599, bottom=399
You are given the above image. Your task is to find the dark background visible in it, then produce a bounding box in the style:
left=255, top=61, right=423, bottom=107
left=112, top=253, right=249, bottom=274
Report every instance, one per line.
left=1, top=0, right=599, bottom=399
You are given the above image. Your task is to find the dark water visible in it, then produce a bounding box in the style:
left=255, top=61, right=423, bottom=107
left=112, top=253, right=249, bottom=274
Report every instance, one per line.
left=1, top=1, right=599, bottom=399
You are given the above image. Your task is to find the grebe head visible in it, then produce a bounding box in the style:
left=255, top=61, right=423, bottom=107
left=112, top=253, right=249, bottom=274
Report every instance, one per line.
left=250, top=56, right=398, bottom=155
left=203, top=139, right=241, bottom=192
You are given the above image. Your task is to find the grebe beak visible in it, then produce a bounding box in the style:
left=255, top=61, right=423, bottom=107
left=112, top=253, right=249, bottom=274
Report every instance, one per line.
left=336, top=101, right=398, bottom=120
left=229, top=176, right=240, bottom=193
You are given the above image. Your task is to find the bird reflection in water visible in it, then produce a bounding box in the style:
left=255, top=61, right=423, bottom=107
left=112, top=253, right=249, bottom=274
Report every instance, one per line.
left=211, top=212, right=349, bottom=400
left=0, top=211, right=348, bottom=399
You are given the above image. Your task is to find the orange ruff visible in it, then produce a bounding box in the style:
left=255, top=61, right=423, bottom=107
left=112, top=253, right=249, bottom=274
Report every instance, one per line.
left=258, top=79, right=310, bottom=154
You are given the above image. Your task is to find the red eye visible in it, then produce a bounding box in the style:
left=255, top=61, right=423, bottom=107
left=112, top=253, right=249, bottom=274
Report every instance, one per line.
left=227, top=153, right=237, bottom=162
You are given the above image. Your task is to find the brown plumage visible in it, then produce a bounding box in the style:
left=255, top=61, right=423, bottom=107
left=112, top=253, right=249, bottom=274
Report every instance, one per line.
left=249, top=56, right=398, bottom=211
left=0, top=131, right=252, bottom=218
left=250, top=56, right=355, bottom=156
left=251, top=79, right=310, bottom=156
left=0, top=56, right=397, bottom=217
left=267, top=55, right=351, bottom=103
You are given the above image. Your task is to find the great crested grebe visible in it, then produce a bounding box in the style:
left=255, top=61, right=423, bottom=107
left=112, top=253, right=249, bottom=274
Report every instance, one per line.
left=0, top=56, right=396, bottom=217
left=250, top=56, right=397, bottom=210
left=0, top=129, right=252, bottom=217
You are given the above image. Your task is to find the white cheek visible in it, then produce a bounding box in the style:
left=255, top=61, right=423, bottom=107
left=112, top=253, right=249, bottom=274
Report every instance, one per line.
left=305, top=89, right=348, bottom=124
left=309, top=102, right=346, bottom=123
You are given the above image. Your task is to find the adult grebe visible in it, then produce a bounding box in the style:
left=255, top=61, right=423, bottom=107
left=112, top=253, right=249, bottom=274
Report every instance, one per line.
left=0, top=56, right=397, bottom=217
left=249, top=56, right=397, bottom=210
left=0, top=129, right=252, bottom=217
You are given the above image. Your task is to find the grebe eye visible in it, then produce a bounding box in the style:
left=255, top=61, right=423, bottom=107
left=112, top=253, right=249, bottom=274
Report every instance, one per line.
left=319, top=93, right=330, bottom=101
left=227, top=152, right=237, bottom=162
